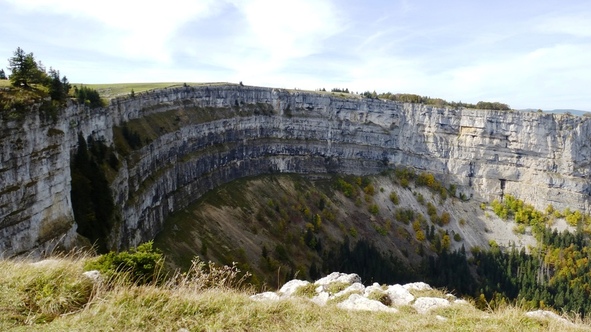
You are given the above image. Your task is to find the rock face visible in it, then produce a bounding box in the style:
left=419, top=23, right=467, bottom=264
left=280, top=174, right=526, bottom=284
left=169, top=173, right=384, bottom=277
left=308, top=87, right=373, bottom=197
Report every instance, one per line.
left=2, top=84, right=591, bottom=255
left=0, top=100, right=110, bottom=256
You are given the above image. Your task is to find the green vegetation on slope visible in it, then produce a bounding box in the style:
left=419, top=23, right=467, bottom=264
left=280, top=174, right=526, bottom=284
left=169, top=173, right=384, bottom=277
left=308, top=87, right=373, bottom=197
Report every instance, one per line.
left=153, top=169, right=591, bottom=318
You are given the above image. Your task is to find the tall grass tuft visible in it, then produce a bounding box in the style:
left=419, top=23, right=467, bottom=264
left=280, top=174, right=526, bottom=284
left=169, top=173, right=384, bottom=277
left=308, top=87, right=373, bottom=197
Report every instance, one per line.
left=167, top=257, right=252, bottom=292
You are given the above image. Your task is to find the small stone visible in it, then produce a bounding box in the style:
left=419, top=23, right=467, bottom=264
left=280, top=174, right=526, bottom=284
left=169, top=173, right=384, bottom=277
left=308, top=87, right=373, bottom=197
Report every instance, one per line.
left=82, top=270, right=102, bottom=283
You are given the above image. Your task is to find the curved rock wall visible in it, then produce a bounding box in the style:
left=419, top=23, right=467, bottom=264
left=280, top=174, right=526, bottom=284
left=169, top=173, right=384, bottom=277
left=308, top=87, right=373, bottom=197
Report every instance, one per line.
left=1, top=84, right=590, bottom=255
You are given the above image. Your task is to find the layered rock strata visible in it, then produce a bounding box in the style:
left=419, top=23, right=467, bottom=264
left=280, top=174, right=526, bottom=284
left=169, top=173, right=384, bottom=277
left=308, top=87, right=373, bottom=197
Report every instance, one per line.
left=1, top=84, right=590, bottom=255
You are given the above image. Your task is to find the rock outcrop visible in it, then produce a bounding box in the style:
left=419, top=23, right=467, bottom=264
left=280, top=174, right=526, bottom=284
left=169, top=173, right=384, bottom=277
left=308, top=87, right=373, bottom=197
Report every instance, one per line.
left=2, top=84, right=591, bottom=256
left=251, top=272, right=462, bottom=314
left=252, top=272, right=574, bottom=326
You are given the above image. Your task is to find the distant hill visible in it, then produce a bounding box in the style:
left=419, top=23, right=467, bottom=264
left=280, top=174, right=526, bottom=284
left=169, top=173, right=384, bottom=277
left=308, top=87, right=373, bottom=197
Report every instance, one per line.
left=545, top=109, right=590, bottom=116
left=519, top=108, right=590, bottom=116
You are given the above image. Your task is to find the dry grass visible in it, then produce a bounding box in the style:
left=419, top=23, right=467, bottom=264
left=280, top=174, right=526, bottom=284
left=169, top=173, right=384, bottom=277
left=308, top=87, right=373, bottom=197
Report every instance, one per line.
left=1, top=256, right=590, bottom=331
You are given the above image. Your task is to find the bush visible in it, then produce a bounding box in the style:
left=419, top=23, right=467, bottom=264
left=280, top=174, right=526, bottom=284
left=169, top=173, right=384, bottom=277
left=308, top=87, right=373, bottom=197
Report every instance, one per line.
left=389, top=191, right=399, bottom=205
left=368, top=204, right=379, bottom=215
left=363, top=184, right=375, bottom=196
left=84, top=241, right=163, bottom=285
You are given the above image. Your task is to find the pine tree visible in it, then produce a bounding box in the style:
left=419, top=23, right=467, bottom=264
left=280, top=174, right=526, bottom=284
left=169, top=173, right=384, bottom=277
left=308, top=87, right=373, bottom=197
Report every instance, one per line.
left=7, top=47, right=46, bottom=87
left=0, top=69, right=6, bottom=79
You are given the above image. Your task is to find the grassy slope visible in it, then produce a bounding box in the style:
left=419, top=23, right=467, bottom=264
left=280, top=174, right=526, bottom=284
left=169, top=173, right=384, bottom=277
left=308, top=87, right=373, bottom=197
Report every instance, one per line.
left=1, top=257, right=587, bottom=331
left=75, top=82, right=241, bottom=100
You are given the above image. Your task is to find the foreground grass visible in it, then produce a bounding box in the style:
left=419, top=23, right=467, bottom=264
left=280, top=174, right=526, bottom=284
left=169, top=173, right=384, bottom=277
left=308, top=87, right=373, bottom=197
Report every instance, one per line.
left=1, top=257, right=589, bottom=332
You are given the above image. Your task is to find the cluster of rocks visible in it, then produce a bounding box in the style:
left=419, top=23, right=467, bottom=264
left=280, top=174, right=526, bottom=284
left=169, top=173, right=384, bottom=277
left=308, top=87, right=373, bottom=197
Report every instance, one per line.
left=251, top=272, right=465, bottom=315
left=251, top=272, right=573, bottom=325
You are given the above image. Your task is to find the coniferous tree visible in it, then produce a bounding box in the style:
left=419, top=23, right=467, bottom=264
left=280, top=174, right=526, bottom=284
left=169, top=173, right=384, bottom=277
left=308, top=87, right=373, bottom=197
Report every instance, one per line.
left=7, top=47, right=46, bottom=87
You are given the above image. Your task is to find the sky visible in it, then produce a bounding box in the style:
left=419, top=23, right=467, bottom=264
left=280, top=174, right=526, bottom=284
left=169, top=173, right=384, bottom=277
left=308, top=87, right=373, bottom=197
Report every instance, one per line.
left=1, top=0, right=590, bottom=111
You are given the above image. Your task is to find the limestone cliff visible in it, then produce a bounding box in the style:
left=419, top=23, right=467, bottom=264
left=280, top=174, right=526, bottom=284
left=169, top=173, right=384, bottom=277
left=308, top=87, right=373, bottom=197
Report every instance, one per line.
left=1, top=84, right=589, bottom=256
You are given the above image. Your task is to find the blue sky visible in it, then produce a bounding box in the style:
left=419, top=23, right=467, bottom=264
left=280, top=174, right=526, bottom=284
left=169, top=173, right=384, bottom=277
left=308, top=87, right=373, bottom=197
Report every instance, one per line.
left=1, top=0, right=590, bottom=110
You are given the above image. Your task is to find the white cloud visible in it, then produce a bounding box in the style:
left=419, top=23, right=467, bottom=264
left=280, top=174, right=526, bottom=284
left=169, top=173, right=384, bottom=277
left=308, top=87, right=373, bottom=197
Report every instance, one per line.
left=223, top=0, right=342, bottom=75
left=4, top=0, right=220, bottom=61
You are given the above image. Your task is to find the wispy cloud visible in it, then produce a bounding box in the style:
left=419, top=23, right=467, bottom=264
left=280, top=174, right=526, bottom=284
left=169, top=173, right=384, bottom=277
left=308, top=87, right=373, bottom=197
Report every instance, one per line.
left=4, top=0, right=220, bottom=62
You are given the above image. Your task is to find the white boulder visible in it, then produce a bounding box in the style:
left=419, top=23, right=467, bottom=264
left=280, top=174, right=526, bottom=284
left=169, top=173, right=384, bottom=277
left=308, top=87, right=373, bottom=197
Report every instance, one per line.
left=337, top=294, right=398, bottom=313
left=334, top=282, right=366, bottom=298
left=413, top=297, right=450, bottom=314
left=385, top=284, right=415, bottom=306
left=525, top=310, right=573, bottom=325
left=315, top=272, right=361, bottom=286
left=279, top=279, right=310, bottom=296
left=403, top=282, right=432, bottom=292
left=363, top=282, right=384, bottom=297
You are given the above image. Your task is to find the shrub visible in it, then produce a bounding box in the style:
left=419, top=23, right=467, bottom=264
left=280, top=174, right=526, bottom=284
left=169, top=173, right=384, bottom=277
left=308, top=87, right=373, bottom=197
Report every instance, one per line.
left=389, top=192, right=399, bottom=205
left=440, top=212, right=451, bottom=225
left=513, top=224, right=526, bottom=234
left=84, top=241, right=163, bottom=285
left=368, top=204, right=379, bottom=215
left=416, top=193, right=425, bottom=205
left=416, top=230, right=426, bottom=242
left=363, top=184, right=375, bottom=196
